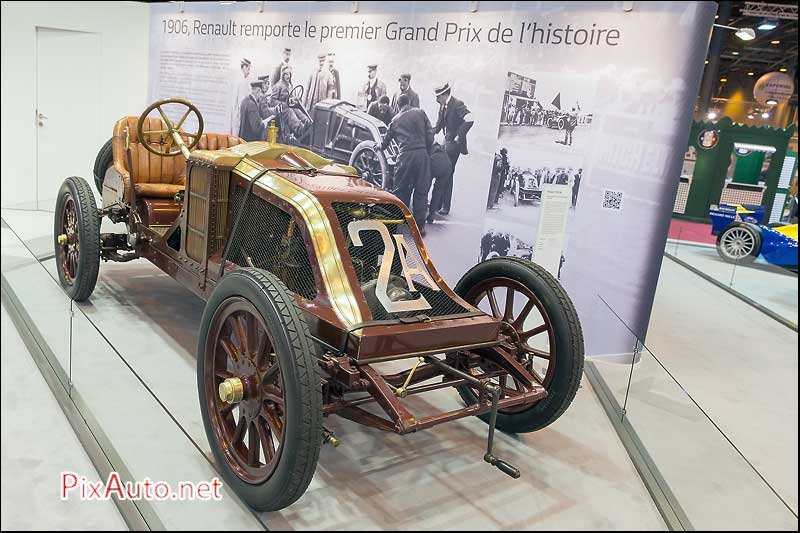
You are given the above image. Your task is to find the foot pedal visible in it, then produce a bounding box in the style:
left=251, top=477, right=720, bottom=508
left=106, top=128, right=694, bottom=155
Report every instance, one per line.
left=483, top=383, right=521, bottom=479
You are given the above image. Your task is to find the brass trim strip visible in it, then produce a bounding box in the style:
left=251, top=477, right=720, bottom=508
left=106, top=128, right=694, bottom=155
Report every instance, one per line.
left=233, top=158, right=363, bottom=328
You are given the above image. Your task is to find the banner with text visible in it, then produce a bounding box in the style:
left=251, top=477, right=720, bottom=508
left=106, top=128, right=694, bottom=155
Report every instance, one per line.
left=148, top=1, right=715, bottom=357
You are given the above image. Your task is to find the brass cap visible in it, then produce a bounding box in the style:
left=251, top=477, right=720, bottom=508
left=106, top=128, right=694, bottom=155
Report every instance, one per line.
left=219, top=377, right=244, bottom=404
left=57, top=234, right=68, bottom=245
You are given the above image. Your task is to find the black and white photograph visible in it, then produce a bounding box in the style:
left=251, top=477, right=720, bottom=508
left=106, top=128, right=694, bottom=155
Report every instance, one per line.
left=486, top=146, right=584, bottom=223
left=498, top=71, right=596, bottom=153
left=479, top=216, right=535, bottom=263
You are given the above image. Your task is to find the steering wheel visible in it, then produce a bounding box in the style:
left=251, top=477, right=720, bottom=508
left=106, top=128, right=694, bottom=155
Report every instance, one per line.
left=136, top=98, right=204, bottom=158
left=288, top=84, right=304, bottom=105
left=287, top=84, right=313, bottom=123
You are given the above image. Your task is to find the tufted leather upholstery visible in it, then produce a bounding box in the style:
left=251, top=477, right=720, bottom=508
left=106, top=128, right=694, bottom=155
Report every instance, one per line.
left=112, top=116, right=243, bottom=200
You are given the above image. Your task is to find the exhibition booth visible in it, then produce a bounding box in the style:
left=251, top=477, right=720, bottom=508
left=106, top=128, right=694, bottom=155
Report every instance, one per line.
left=1, top=1, right=797, bottom=531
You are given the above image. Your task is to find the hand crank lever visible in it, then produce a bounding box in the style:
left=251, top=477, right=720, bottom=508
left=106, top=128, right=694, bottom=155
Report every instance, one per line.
left=483, top=383, right=521, bottom=479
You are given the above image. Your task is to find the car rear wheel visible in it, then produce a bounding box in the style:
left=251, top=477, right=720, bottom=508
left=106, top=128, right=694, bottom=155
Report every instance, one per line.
left=350, top=140, right=389, bottom=189
left=93, top=138, right=113, bottom=194
left=453, top=257, right=584, bottom=433
left=198, top=268, right=322, bottom=511
left=54, top=176, right=101, bottom=301
left=717, top=223, right=761, bottom=263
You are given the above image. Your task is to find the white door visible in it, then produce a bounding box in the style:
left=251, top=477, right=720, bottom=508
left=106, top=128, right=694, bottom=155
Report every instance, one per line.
left=36, top=27, right=101, bottom=211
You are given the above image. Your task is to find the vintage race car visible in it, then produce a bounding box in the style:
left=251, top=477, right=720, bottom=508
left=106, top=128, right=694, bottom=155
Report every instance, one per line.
left=513, top=170, right=542, bottom=205
left=266, top=84, right=397, bottom=189
left=55, top=98, right=584, bottom=511
left=709, top=204, right=798, bottom=267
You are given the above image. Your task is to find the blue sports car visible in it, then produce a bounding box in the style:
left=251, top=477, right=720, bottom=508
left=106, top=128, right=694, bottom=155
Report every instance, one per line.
left=709, top=204, right=798, bottom=268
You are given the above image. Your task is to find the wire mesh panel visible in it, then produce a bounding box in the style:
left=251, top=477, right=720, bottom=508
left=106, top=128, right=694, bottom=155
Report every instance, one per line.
left=224, top=185, right=317, bottom=300
left=332, top=202, right=472, bottom=321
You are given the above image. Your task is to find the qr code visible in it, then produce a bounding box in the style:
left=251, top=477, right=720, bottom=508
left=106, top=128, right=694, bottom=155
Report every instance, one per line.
left=602, top=189, right=624, bottom=211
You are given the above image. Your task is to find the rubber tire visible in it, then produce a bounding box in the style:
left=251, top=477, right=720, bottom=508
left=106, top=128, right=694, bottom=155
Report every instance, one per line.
left=54, top=176, right=101, bottom=301
left=197, top=268, right=323, bottom=512
left=716, top=222, right=761, bottom=264
left=93, top=138, right=113, bottom=194
left=349, top=140, right=389, bottom=189
left=453, top=257, right=584, bottom=433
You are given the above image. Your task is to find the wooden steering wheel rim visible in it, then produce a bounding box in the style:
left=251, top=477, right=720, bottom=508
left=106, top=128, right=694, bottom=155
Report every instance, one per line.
left=136, top=98, right=204, bottom=157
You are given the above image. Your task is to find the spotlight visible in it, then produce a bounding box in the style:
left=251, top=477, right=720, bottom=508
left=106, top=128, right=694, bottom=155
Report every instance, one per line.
left=758, top=20, right=778, bottom=31
left=779, top=68, right=788, bottom=72
left=766, top=99, right=778, bottom=105
left=771, top=40, right=781, bottom=45
left=720, top=78, right=728, bottom=83
left=707, top=111, right=718, bottom=120
left=761, top=112, right=770, bottom=119
left=735, top=28, right=756, bottom=41
left=747, top=72, right=754, bottom=76
left=747, top=114, right=754, bottom=119
left=732, top=51, right=739, bottom=55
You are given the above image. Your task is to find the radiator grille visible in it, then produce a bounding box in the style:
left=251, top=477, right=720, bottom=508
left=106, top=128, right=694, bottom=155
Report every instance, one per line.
left=186, top=164, right=230, bottom=263
left=332, top=202, right=471, bottom=321
left=224, top=185, right=317, bottom=300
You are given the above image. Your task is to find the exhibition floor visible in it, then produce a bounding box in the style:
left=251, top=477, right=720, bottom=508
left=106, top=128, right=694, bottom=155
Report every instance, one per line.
left=1, top=209, right=665, bottom=530
left=666, top=240, right=798, bottom=327
left=0, top=301, right=126, bottom=530
left=590, top=256, right=797, bottom=530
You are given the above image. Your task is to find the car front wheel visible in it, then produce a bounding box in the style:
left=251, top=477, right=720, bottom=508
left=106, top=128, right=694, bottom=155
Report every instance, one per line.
left=716, top=223, right=761, bottom=263
left=197, top=268, right=322, bottom=511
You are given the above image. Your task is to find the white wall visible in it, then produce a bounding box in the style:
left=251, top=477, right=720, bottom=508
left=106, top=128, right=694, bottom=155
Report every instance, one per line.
left=0, top=1, right=149, bottom=209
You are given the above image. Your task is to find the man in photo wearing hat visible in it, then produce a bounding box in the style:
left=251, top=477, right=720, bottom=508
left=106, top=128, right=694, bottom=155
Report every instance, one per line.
left=368, top=95, right=394, bottom=125
left=327, top=52, right=341, bottom=99
left=391, top=73, right=419, bottom=113
left=360, top=64, right=386, bottom=111
left=230, top=58, right=252, bottom=135
left=257, top=74, right=272, bottom=118
left=380, top=93, right=433, bottom=233
left=305, top=53, right=331, bottom=110
left=432, top=82, right=474, bottom=215
left=271, top=47, right=292, bottom=86
left=239, top=80, right=271, bottom=142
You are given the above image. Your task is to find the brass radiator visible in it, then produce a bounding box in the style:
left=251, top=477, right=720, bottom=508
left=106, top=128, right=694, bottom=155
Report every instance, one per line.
left=186, top=162, right=231, bottom=264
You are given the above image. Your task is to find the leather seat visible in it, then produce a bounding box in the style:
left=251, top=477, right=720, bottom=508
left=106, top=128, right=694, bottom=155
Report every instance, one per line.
left=112, top=116, right=243, bottom=201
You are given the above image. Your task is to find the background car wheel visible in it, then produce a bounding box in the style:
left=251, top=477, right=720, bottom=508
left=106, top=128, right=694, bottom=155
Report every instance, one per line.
left=349, top=140, right=389, bottom=189
left=93, top=138, right=113, bottom=194
left=198, top=268, right=322, bottom=512
left=716, top=223, right=761, bottom=263
left=453, top=257, right=584, bottom=433
left=54, top=176, right=101, bottom=301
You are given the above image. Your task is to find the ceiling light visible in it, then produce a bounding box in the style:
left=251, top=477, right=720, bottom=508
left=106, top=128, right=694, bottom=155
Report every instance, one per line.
left=779, top=67, right=788, bottom=72
left=747, top=72, right=754, bottom=76
left=747, top=114, right=755, bottom=119
left=705, top=60, right=710, bottom=64
left=766, top=99, right=778, bottom=105
left=707, top=111, right=718, bottom=120
left=758, top=20, right=778, bottom=31
left=731, top=51, right=739, bottom=55
left=771, top=40, right=781, bottom=44
left=761, top=112, right=770, bottom=119
left=720, top=78, right=728, bottom=82
left=714, top=24, right=756, bottom=41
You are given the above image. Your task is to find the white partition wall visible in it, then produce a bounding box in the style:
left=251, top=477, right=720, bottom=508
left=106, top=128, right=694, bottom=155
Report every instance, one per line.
left=0, top=1, right=149, bottom=210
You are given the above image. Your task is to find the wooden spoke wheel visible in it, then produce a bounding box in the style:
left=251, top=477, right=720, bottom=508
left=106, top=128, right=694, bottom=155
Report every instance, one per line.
left=58, top=195, right=80, bottom=285
left=453, top=257, right=584, bottom=433
left=53, top=176, right=100, bottom=301
left=198, top=268, right=322, bottom=511
left=205, top=297, right=285, bottom=484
